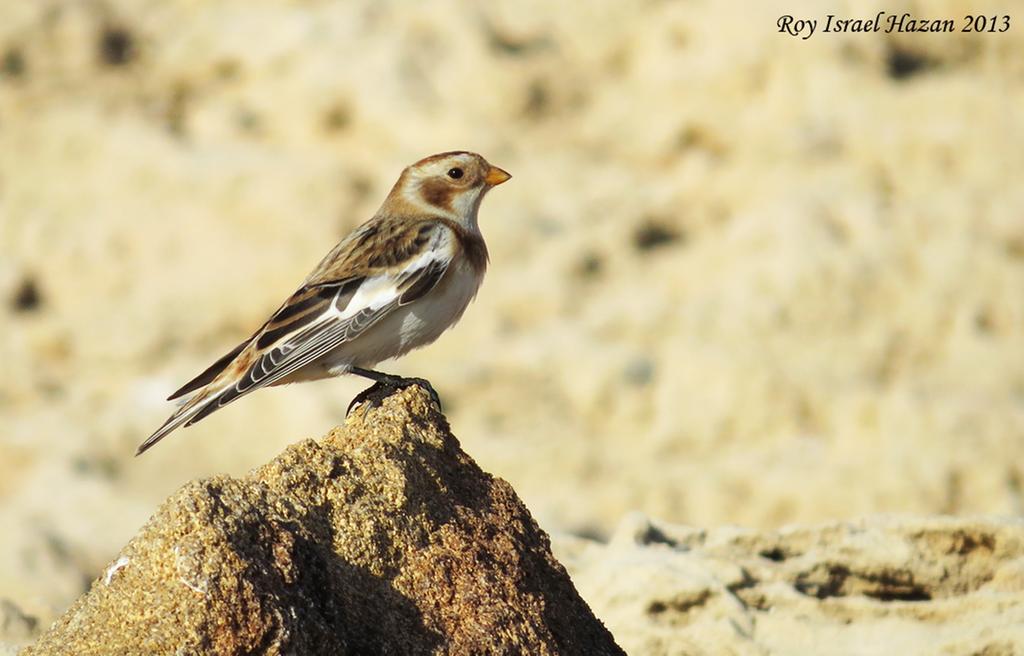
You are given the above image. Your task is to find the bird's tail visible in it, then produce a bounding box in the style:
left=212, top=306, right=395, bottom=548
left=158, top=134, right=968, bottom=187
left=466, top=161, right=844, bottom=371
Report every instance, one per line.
left=135, top=386, right=223, bottom=456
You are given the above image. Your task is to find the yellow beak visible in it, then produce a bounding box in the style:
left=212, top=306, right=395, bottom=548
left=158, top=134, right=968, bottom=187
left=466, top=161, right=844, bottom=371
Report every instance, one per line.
left=485, top=165, right=512, bottom=186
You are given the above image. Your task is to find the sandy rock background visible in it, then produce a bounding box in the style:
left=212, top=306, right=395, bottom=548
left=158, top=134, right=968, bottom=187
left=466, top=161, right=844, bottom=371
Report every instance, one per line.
left=557, top=514, right=1024, bottom=655
left=2, top=0, right=1023, bottom=650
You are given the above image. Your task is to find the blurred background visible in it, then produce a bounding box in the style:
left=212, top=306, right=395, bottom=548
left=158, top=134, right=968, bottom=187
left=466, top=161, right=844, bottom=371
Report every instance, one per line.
left=1, top=0, right=1022, bottom=635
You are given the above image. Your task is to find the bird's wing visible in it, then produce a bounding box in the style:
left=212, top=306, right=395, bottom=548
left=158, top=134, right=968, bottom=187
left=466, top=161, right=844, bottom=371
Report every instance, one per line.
left=165, top=281, right=356, bottom=403
left=136, top=218, right=456, bottom=455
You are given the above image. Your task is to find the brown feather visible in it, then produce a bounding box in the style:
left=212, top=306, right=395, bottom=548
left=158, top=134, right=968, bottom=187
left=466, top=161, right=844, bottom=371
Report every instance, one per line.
left=305, top=214, right=447, bottom=283
left=418, top=178, right=456, bottom=212
left=166, top=338, right=250, bottom=401
left=439, top=218, right=489, bottom=275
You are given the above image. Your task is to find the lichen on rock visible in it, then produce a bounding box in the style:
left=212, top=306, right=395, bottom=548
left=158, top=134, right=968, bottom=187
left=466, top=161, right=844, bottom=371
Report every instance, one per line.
left=25, top=386, right=622, bottom=655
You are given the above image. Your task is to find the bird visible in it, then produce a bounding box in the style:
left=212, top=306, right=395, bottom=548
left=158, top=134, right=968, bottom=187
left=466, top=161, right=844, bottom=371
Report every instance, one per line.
left=136, top=151, right=510, bottom=455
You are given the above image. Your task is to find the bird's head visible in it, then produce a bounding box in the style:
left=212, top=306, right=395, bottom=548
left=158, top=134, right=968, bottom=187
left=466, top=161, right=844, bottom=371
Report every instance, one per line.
left=387, top=151, right=510, bottom=228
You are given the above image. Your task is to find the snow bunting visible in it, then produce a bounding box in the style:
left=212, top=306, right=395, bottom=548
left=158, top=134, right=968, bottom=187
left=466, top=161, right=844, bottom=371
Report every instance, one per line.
left=136, top=151, right=510, bottom=455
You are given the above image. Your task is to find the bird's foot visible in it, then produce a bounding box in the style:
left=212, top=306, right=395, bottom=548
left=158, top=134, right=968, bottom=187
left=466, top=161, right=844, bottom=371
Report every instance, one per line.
left=346, top=375, right=442, bottom=416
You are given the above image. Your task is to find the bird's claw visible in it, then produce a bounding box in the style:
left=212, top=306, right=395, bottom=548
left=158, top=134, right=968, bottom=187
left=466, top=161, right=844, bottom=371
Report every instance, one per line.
left=346, top=377, right=442, bottom=416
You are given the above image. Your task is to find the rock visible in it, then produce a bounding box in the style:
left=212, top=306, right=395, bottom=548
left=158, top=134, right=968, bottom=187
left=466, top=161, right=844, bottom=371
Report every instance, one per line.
left=25, top=387, right=622, bottom=655
left=555, top=513, right=1024, bottom=655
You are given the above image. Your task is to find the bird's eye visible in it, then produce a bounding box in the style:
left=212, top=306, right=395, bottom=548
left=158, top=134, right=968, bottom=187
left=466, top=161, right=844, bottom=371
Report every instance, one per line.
left=447, top=167, right=464, bottom=180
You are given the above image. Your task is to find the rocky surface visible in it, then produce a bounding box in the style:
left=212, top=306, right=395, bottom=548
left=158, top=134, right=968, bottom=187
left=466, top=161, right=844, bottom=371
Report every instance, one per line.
left=24, top=386, right=622, bottom=655
left=556, top=514, right=1024, bottom=655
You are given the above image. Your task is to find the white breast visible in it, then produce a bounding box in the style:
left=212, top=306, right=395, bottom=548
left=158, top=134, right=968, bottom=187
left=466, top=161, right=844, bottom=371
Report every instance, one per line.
left=321, top=258, right=483, bottom=372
